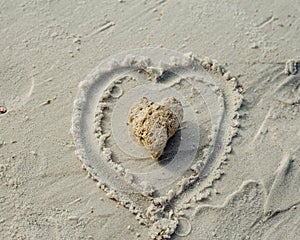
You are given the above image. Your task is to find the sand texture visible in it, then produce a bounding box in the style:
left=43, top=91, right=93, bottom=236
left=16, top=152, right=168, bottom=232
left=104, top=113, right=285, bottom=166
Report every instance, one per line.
left=0, top=0, right=299, bottom=239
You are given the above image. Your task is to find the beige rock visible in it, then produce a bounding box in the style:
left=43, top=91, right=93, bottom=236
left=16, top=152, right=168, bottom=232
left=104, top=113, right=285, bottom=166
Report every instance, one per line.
left=129, top=97, right=183, bottom=159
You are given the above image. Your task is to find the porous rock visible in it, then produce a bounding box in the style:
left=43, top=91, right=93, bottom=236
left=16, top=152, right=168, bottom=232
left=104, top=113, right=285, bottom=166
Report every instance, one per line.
left=129, top=97, right=183, bottom=159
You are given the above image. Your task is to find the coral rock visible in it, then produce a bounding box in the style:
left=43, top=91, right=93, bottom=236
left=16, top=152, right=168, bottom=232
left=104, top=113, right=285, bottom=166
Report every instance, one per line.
left=129, top=97, right=183, bottom=159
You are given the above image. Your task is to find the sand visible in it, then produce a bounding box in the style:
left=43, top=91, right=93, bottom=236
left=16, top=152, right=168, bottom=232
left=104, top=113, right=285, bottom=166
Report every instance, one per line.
left=0, top=0, right=299, bottom=239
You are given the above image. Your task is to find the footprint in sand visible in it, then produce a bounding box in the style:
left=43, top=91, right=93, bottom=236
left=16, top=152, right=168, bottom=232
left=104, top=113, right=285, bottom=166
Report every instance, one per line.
left=0, top=67, right=35, bottom=112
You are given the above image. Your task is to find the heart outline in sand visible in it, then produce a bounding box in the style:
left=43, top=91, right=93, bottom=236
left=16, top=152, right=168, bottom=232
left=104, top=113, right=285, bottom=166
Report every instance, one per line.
left=71, top=48, right=243, bottom=239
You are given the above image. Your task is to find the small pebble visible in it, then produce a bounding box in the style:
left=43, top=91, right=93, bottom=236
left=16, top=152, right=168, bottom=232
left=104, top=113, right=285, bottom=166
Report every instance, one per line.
left=0, top=106, right=7, bottom=114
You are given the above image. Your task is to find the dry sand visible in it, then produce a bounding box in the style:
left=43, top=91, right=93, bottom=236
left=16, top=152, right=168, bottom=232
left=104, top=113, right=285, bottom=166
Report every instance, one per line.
left=0, top=0, right=299, bottom=239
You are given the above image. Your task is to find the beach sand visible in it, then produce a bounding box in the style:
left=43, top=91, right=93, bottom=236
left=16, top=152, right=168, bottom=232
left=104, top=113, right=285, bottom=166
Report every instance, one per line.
left=0, top=0, right=299, bottom=239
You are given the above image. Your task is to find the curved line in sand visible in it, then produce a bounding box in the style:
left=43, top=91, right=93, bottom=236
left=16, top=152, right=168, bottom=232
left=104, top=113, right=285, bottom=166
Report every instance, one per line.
left=71, top=48, right=243, bottom=237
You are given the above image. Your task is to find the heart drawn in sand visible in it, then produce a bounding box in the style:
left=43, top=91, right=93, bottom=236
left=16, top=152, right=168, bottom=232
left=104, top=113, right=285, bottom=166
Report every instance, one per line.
left=71, top=48, right=243, bottom=239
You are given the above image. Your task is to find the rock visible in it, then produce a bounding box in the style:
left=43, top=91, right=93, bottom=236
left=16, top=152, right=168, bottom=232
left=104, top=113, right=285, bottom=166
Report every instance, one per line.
left=129, top=97, right=183, bottom=159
